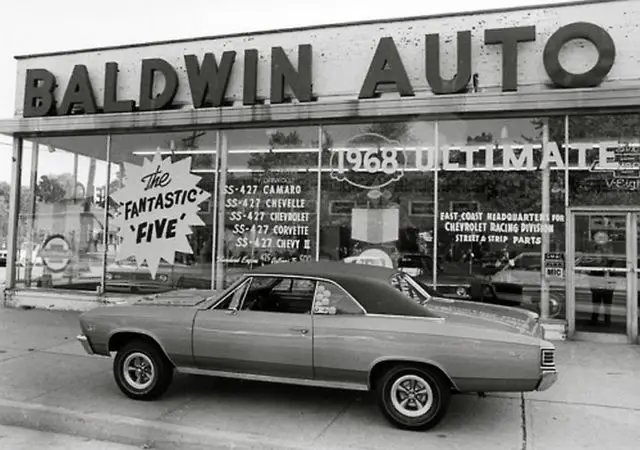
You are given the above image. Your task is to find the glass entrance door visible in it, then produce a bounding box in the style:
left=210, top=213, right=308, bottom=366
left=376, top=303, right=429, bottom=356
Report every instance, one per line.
left=567, top=209, right=640, bottom=343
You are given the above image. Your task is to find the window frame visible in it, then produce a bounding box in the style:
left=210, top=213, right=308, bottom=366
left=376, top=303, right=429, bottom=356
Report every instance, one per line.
left=313, top=280, right=367, bottom=316
left=210, top=277, right=252, bottom=310
left=238, top=275, right=318, bottom=315
left=231, top=273, right=368, bottom=316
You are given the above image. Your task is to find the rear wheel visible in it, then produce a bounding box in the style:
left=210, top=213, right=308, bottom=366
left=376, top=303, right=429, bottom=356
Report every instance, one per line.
left=113, top=340, right=173, bottom=400
left=376, top=364, right=451, bottom=431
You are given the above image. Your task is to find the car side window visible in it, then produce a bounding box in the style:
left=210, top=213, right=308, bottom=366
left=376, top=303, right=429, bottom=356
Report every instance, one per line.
left=213, top=279, right=250, bottom=310
left=390, top=273, right=428, bottom=304
left=313, top=281, right=364, bottom=315
left=241, top=277, right=315, bottom=314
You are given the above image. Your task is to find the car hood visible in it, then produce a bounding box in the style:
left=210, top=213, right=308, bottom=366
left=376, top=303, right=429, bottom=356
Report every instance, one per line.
left=133, top=289, right=219, bottom=307
left=413, top=272, right=486, bottom=285
left=424, top=297, right=542, bottom=337
left=436, top=273, right=484, bottom=285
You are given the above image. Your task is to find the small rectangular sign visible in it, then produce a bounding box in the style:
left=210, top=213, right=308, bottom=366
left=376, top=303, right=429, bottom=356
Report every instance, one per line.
left=544, top=252, right=565, bottom=278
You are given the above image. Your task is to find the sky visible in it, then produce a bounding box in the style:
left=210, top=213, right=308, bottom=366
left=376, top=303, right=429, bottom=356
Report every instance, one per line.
left=0, top=0, right=583, bottom=185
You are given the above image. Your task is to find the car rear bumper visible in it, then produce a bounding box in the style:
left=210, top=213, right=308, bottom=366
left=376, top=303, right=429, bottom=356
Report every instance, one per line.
left=536, top=371, right=558, bottom=391
left=77, top=334, right=94, bottom=355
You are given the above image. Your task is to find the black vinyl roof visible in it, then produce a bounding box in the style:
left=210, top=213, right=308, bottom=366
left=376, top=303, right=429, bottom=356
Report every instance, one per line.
left=251, top=260, right=395, bottom=279
left=249, top=261, right=436, bottom=317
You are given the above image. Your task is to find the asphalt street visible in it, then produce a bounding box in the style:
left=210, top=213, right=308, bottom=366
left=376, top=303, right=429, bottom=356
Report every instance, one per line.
left=0, top=307, right=639, bottom=449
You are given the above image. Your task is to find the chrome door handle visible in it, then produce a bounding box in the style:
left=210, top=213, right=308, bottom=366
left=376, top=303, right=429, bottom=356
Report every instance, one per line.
left=290, top=328, right=309, bottom=335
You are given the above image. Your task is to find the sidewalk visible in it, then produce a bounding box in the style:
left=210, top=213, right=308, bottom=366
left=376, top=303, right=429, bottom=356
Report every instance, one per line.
left=0, top=424, right=139, bottom=450
left=0, top=306, right=639, bottom=450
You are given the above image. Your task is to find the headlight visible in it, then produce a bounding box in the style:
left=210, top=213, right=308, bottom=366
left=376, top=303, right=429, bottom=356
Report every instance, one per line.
left=456, top=286, right=468, bottom=297
left=105, top=273, right=113, bottom=280
left=157, top=274, right=169, bottom=283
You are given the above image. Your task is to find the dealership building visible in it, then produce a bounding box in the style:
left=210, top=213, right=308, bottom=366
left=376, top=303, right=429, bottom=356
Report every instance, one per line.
left=0, top=0, right=639, bottom=344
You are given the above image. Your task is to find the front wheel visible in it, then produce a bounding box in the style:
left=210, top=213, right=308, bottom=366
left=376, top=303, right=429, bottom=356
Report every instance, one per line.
left=377, top=365, right=451, bottom=431
left=113, top=340, right=173, bottom=400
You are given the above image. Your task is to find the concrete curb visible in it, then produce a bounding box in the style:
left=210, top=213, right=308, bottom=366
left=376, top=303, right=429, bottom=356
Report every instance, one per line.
left=0, top=398, right=343, bottom=450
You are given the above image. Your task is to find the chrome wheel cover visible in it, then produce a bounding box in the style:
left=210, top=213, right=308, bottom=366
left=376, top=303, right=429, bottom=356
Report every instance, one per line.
left=390, top=374, right=434, bottom=418
left=122, top=352, right=155, bottom=390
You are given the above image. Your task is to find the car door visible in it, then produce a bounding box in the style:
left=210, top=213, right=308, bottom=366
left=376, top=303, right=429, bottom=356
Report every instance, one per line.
left=311, top=280, right=371, bottom=387
left=192, top=275, right=315, bottom=380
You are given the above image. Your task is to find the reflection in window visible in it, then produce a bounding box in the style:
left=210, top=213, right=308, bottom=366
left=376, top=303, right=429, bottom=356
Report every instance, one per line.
left=318, top=121, right=437, bottom=290
left=16, top=137, right=110, bottom=292
left=218, top=127, right=320, bottom=288
left=436, top=118, right=566, bottom=319
left=106, top=131, right=215, bottom=294
left=507, top=253, right=542, bottom=271
left=568, top=114, right=640, bottom=208
left=313, top=281, right=364, bottom=315
left=240, top=277, right=315, bottom=314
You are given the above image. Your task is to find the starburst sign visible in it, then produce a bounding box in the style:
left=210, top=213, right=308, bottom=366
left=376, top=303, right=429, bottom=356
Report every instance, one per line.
left=110, top=152, right=211, bottom=279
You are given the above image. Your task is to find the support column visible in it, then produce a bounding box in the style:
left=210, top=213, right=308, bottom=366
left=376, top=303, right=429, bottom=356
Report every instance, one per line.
left=210, top=131, right=220, bottom=291
left=316, top=126, right=323, bottom=261
left=24, top=143, right=39, bottom=286
left=214, top=131, right=228, bottom=290
left=6, top=137, right=23, bottom=290
left=540, top=118, right=551, bottom=320
left=432, top=121, right=439, bottom=289
left=100, top=136, right=112, bottom=296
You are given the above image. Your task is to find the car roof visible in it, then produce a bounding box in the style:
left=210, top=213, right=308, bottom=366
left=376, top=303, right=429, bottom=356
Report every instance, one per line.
left=250, top=260, right=397, bottom=280
left=248, top=261, right=435, bottom=318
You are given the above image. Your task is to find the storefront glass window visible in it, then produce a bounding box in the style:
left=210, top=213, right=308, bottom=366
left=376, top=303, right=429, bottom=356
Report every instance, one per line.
left=436, top=118, right=567, bottom=319
left=567, top=113, right=640, bottom=334
left=107, top=131, right=216, bottom=294
left=568, top=113, right=640, bottom=206
left=16, top=136, right=109, bottom=291
left=319, top=121, right=437, bottom=283
left=216, top=127, right=320, bottom=288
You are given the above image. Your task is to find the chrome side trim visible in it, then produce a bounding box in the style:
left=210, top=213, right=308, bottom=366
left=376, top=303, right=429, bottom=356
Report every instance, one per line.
left=366, top=313, right=445, bottom=322
left=76, top=334, right=94, bottom=355
left=176, top=367, right=369, bottom=392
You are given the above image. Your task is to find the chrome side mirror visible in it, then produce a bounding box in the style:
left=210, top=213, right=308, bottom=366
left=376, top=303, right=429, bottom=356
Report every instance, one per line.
left=226, top=306, right=238, bottom=315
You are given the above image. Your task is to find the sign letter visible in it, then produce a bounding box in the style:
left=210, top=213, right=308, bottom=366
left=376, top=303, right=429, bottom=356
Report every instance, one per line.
left=485, top=26, right=536, bottom=92
left=271, top=44, right=313, bottom=103
left=23, top=69, right=56, bottom=117
left=243, top=49, right=259, bottom=105
left=139, top=58, right=179, bottom=111
left=425, top=31, right=472, bottom=94
left=104, top=62, right=135, bottom=113
left=57, top=65, right=98, bottom=115
left=543, top=22, right=615, bottom=88
left=359, top=37, right=414, bottom=99
left=185, top=52, right=236, bottom=108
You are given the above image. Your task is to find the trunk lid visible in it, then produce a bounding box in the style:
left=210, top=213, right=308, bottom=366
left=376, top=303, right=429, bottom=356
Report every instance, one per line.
left=424, top=296, right=542, bottom=337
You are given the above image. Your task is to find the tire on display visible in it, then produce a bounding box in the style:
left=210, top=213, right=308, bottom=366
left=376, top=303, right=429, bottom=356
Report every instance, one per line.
left=548, top=294, right=564, bottom=319
left=113, top=339, right=174, bottom=401
left=376, top=364, right=451, bottom=431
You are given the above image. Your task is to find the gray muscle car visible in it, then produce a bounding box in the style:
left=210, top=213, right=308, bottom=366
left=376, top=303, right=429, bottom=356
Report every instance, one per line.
left=77, top=261, right=558, bottom=431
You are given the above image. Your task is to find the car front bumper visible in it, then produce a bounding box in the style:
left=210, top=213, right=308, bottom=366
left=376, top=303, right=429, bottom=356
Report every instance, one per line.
left=77, top=334, right=94, bottom=355
left=536, top=371, right=558, bottom=391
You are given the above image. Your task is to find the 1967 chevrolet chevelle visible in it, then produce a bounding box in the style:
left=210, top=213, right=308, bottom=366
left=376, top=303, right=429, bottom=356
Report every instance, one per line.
left=77, top=261, right=558, bottom=431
